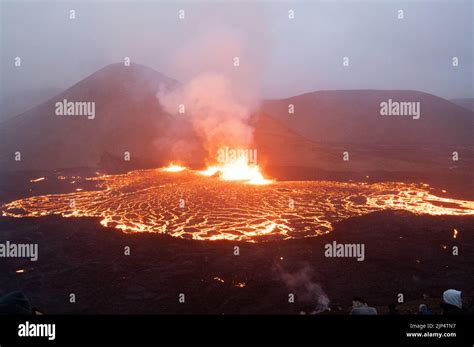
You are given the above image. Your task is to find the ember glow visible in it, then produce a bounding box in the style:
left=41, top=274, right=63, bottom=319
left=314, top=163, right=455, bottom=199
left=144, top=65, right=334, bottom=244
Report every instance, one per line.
left=2, top=169, right=474, bottom=242
left=453, top=228, right=458, bottom=239
left=30, top=177, right=46, bottom=183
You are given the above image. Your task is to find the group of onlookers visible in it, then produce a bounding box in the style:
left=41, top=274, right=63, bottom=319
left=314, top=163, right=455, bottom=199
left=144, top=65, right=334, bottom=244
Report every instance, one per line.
left=0, top=288, right=470, bottom=315
left=350, top=289, right=468, bottom=315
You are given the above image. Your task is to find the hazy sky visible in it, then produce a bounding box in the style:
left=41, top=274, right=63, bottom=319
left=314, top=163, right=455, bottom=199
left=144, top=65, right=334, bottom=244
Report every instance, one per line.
left=1, top=0, right=473, bottom=100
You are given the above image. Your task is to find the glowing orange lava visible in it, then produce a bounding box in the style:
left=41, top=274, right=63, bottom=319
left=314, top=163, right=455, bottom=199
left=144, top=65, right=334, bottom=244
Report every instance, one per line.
left=199, top=159, right=272, bottom=185
left=2, top=169, right=474, bottom=242
left=161, top=164, right=186, bottom=172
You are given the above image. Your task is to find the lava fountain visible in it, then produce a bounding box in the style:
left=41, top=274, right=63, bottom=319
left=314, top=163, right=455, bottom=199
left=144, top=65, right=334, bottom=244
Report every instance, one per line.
left=199, top=158, right=272, bottom=185
left=161, top=163, right=187, bottom=172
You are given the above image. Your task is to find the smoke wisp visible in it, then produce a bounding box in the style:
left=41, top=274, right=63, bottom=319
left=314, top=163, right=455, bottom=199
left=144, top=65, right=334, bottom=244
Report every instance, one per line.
left=278, top=264, right=330, bottom=314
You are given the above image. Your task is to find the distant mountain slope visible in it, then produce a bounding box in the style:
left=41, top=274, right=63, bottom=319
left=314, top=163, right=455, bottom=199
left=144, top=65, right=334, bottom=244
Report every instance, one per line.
left=1, top=63, right=472, bottom=174
left=252, top=112, right=463, bottom=180
left=450, top=98, right=474, bottom=112
left=253, top=113, right=330, bottom=167
left=0, top=63, right=183, bottom=171
left=262, top=90, right=474, bottom=146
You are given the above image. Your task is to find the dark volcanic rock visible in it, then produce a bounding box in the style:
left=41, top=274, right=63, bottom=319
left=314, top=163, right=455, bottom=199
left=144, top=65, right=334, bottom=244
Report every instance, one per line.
left=0, top=211, right=472, bottom=314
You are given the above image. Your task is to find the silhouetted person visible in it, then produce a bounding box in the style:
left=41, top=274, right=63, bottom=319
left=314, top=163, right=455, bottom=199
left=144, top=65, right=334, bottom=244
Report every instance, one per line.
left=350, top=297, right=377, bottom=315
left=441, top=289, right=463, bottom=315
left=418, top=304, right=432, bottom=315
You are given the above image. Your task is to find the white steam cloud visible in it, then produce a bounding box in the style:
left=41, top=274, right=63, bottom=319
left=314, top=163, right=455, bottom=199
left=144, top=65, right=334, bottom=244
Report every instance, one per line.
left=157, top=25, right=264, bottom=162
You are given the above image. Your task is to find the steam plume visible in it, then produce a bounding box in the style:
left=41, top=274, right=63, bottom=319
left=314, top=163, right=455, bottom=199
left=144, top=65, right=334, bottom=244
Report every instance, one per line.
left=157, top=25, right=263, bottom=162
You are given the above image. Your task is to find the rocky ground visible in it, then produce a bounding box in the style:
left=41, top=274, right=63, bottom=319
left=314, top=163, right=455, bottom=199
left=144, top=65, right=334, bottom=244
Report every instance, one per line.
left=0, top=210, right=472, bottom=314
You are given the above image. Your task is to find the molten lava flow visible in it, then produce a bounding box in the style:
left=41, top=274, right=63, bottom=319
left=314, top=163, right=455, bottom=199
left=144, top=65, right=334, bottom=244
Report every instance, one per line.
left=199, top=159, right=272, bottom=185
left=161, top=164, right=186, bottom=172
left=2, top=170, right=474, bottom=242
